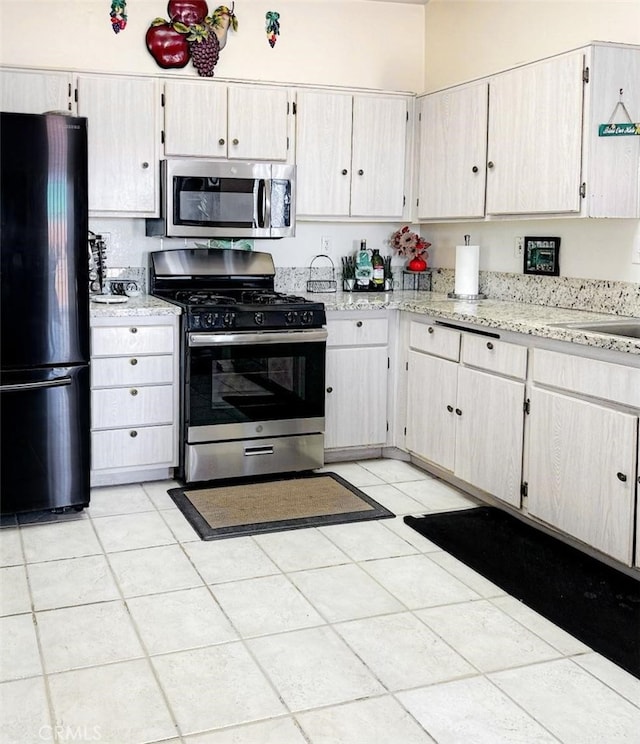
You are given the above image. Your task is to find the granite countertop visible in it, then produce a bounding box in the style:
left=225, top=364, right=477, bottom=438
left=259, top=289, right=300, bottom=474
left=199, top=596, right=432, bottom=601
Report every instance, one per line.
left=312, top=289, right=640, bottom=356
left=90, top=290, right=640, bottom=355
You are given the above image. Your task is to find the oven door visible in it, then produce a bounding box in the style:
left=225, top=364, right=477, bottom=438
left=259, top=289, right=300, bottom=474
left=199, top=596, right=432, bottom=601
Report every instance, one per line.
left=186, top=329, right=327, bottom=444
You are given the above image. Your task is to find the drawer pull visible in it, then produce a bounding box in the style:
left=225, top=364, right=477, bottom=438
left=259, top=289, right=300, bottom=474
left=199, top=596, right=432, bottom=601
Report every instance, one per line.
left=130, top=358, right=138, bottom=366
left=130, top=327, right=138, bottom=334
left=326, top=386, right=333, bottom=393
left=455, top=408, right=462, bottom=416
left=427, top=326, right=434, bottom=334
left=486, top=341, right=494, bottom=350
left=232, top=138, right=239, bottom=145
left=218, top=138, right=225, bottom=145
left=616, top=472, right=627, bottom=482
left=356, top=321, right=363, bottom=328
left=341, top=168, right=348, bottom=175
left=130, top=388, right=138, bottom=396
left=129, top=430, right=138, bottom=438
left=446, top=405, right=454, bottom=413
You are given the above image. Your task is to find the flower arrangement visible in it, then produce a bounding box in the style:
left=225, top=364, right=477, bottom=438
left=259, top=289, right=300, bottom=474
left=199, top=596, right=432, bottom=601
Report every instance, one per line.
left=389, top=226, right=430, bottom=259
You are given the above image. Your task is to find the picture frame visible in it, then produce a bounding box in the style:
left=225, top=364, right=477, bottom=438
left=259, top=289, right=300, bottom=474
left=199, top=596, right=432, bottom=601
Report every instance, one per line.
left=523, top=236, right=560, bottom=276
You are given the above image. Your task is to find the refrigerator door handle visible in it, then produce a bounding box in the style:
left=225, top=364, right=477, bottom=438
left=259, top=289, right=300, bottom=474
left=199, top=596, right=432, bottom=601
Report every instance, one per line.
left=0, top=376, right=73, bottom=393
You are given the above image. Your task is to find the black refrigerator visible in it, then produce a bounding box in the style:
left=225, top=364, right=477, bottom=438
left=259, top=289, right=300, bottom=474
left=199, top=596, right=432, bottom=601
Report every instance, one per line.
left=1, top=112, right=91, bottom=515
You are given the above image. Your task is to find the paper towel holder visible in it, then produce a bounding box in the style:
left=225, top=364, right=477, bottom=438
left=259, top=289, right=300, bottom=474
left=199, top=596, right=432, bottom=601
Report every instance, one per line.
left=447, top=291, right=487, bottom=300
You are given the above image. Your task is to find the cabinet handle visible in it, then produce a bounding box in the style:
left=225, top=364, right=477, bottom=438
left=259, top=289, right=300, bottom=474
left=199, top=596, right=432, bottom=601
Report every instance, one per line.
left=326, top=386, right=333, bottom=393
left=341, top=169, right=348, bottom=175
left=218, top=138, right=225, bottom=145
left=487, top=161, right=494, bottom=169
left=232, top=138, right=239, bottom=145
left=472, top=166, right=479, bottom=173
left=130, top=327, right=138, bottom=334
left=446, top=405, right=454, bottom=413
left=486, top=341, right=494, bottom=350
left=455, top=408, right=462, bottom=416
left=130, top=388, right=138, bottom=396
left=358, top=169, right=364, bottom=176
left=616, top=472, right=627, bottom=482
left=356, top=321, right=363, bottom=327
left=142, top=162, right=149, bottom=169
left=130, top=358, right=138, bottom=366
left=428, top=326, right=434, bottom=334
left=129, top=430, right=138, bottom=438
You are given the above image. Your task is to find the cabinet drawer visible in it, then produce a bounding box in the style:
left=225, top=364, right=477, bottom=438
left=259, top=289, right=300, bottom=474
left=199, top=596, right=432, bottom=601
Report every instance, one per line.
left=532, top=349, right=640, bottom=408
left=409, top=322, right=460, bottom=361
left=91, top=355, right=174, bottom=387
left=327, top=318, right=388, bottom=347
left=462, top=335, right=528, bottom=380
left=92, top=385, right=174, bottom=428
left=91, top=425, right=175, bottom=470
left=91, top=325, right=174, bottom=357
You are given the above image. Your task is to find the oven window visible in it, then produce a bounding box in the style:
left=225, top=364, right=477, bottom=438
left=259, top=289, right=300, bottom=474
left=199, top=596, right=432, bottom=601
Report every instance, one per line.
left=187, top=341, right=325, bottom=426
left=174, top=176, right=255, bottom=228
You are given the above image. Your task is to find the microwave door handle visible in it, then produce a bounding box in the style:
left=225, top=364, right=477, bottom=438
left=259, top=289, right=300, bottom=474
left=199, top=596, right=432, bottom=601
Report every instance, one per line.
left=263, top=179, right=272, bottom=229
left=256, top=179, right=267, bottom=228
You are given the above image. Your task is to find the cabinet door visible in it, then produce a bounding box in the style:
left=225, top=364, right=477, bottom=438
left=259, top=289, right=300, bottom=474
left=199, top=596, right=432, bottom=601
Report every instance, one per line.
left=351, top=95, right=408, bottom=218
left=527, top=388, right=636, bottom=565
left=486, top=51, right=584, bottom=215
left=455, top=367, right=525, bottom=507
left=295, top=90, right=353, bottom=216
left=163, top=80, right=226, bottom=158
left=416, top=84, right=488, bottom=220
left=0, top=70, right=73, bottom=114
left=77, top=75, right=159, bottom=215
left=325, top=346, right=387, bottom=449
left=405, top=350, right=457, bottom=471
left=228, top=85, right=289, bottom=161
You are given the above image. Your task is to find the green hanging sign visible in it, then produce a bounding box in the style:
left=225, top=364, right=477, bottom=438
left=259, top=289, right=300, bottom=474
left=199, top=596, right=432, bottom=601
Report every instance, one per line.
left=598, top=122, right=640, bottom=137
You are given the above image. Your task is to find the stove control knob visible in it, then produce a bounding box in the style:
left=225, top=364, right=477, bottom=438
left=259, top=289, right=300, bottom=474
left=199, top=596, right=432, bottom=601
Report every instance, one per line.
left=285, top=311, right=298, bottom=325
left=300, top=311, right=313, bottom=325
left=254, top=312, right=265, bottom=326
left=223, top=312, right=235, bottom=327
left=203, top=313, right=213, bottom=328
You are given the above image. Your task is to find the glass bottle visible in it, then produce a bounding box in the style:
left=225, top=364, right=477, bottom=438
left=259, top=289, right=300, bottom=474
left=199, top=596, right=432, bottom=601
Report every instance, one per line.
left=371, top=248, right=384, bottom=289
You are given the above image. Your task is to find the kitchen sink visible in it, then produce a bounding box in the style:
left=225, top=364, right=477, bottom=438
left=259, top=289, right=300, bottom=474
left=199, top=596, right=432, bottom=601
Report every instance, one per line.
left=553, top=319, right=640, bottom=339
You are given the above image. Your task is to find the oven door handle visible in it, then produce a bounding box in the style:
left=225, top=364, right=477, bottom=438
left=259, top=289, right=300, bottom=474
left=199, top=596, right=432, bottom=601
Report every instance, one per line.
left=188, top=329, right=328, bottom=347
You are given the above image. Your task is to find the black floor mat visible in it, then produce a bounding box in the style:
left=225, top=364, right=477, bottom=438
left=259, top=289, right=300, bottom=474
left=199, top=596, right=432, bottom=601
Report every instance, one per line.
left=405, top=506, right=640, bottom=678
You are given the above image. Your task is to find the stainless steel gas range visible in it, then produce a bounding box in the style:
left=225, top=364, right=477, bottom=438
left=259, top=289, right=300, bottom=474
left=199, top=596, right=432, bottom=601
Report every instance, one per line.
left=150, top=248, right=327, bottom=483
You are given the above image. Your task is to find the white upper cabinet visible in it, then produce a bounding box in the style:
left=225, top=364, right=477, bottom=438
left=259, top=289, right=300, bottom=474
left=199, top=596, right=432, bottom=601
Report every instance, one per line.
left=0, top=69, right=73, bottom=114
left=415, top=42, right=640, bottom=221
left=163, top=80, right=291, bottom=161
left=296, top=90, right=409, bottom=219
left=76, top=74, right=160, bottom=216
left=486, top=51, right=584, bottom=216
left=416, top=82, right=488, bottom=220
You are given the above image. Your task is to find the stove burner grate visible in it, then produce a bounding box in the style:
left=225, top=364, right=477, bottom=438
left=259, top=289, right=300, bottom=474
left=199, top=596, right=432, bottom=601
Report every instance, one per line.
left=176, top=291, right=238, bottom=306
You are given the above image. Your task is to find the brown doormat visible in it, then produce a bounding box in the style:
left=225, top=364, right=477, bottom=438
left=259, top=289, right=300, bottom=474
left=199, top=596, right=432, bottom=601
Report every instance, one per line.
left=168, top=471, right=395, bottom=540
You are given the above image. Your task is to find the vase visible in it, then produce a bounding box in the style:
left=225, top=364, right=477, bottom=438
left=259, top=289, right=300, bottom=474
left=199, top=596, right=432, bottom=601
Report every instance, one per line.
left=407, top=255, right=427, bottom=272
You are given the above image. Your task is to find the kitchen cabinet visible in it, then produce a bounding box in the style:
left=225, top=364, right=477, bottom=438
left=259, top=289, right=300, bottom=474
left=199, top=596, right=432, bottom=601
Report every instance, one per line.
left=0, top=68, right=73, bottom=114
left=325, top=313, right=389, bottom=450
left=405, top=320, right=527, bottom=507
left=415, top=82, right=488, bottom=220
left=415, top=42, right=640, bottom=221
left=90, top=314, right=179, bottom=486
left=163, top=80, right=291, bottom=161
left=526, top=348, right=639, bottom=565
left=76, top=74, right=160, bottom=216
left=296, top=90, right=409, bottom=219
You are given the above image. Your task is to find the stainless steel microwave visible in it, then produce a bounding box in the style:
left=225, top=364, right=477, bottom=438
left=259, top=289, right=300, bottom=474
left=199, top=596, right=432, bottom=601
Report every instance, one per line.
left=146, top=159, right=295, bottom=239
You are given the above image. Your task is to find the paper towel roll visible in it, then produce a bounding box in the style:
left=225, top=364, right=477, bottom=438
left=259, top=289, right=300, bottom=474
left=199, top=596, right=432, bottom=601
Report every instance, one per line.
left=454, top=244, right=480, bottom=296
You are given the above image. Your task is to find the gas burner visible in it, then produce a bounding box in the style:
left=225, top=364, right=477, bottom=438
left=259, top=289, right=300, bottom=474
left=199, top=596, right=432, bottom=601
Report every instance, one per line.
left=242, top=290, right=306, bottom=305
left=176, top=291, right=237, bottom=306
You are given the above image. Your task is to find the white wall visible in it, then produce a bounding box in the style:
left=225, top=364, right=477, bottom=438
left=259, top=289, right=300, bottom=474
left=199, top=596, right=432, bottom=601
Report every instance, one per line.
left=422, top=0, right=640, bottom=284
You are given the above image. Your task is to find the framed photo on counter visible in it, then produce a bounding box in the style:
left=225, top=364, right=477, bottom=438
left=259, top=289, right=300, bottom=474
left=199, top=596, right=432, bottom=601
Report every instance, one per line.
left=524, top=236, right=560, bottom=276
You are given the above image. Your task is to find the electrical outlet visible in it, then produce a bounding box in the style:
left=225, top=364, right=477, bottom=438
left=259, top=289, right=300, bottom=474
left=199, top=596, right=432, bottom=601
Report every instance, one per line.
left=514, top=236, right=524, bottom=258
left=321, top=236, right=331, bottom=253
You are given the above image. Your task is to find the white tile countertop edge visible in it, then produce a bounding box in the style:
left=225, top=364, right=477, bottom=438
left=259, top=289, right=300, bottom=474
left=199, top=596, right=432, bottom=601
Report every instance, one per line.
left=90, top=291, right=640, bottom=356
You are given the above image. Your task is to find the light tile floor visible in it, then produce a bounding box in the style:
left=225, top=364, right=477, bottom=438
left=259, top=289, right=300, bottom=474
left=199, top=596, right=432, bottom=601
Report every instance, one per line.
left=1, top=459, right=639, bottom=744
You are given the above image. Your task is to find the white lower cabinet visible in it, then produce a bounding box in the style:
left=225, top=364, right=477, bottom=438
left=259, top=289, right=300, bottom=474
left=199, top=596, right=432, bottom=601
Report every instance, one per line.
left=405, top=320, right=527, bottom=507
left=527, top=349, right=639, bottom=565
left=90, top=314, right=179, bottom=486
left=325, top=313, right=388, bottom=450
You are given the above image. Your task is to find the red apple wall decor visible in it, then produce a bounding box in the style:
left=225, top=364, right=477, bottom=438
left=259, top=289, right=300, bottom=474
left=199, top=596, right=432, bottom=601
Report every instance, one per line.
left=145, top=2, right=238, bottom=76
